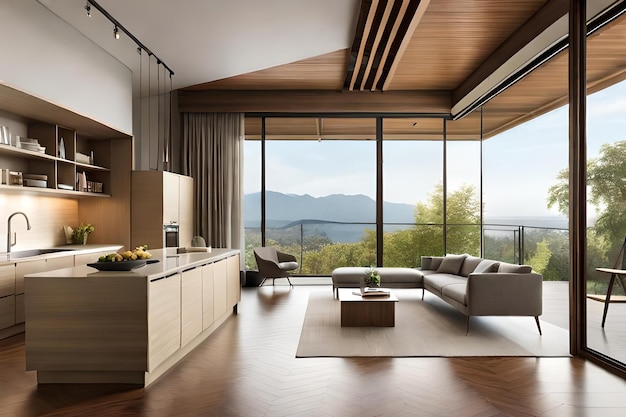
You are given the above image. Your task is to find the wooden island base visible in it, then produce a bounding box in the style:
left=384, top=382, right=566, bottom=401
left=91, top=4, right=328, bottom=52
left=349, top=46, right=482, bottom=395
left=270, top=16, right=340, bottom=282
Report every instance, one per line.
left=24, top=248, right=241, bottom=386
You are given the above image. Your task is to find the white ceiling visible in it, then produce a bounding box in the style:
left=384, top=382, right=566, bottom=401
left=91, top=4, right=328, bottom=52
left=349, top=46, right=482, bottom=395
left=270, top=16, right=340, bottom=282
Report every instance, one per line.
left=39, top=0, right=360, bottom=93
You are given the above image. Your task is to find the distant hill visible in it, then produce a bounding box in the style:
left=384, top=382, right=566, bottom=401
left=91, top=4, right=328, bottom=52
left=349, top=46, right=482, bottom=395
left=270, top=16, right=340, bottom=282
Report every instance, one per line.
left=244, top=191, right=415, bottom=227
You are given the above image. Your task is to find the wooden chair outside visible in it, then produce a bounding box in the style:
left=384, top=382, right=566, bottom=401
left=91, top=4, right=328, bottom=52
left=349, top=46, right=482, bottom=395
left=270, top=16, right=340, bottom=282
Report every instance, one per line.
left=588, top=236, right=626, bottom=327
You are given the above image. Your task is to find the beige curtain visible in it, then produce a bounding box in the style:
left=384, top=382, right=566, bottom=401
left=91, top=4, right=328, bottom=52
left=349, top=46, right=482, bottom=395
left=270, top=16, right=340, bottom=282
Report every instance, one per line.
left=181, top=113, right=244, bottom=252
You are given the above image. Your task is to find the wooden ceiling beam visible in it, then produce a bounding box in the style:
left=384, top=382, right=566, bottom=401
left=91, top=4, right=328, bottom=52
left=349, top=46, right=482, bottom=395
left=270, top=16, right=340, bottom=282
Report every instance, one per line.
left=381, top=0, right=430, bottom=91
left=371, top=0, right=410, bottom=91
left=347, top=0, right=379, bottom=91
left=177, top=89, right=451, bottom=114
left=359, top=0, right=395, bottom=90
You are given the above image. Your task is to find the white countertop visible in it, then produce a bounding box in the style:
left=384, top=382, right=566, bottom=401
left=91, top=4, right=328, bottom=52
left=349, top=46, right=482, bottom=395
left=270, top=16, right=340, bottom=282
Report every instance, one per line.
left=0, top=244, right=123, bottom=265
left=24, top=247, right=240, bottom=281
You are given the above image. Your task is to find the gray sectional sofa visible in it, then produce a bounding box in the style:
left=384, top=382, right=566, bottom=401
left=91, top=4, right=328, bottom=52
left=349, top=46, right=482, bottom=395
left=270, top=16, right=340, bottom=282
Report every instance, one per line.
left=331, top=254, right=543, bottom=334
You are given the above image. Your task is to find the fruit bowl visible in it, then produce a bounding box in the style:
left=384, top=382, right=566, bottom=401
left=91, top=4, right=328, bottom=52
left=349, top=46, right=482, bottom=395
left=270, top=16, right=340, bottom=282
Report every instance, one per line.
left=87, top=259, right=159, bottom=271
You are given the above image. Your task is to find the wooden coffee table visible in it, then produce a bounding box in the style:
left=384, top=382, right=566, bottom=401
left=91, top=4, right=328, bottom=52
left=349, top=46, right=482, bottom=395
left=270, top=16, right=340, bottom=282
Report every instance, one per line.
left=337, top=288, right=399, bottom=327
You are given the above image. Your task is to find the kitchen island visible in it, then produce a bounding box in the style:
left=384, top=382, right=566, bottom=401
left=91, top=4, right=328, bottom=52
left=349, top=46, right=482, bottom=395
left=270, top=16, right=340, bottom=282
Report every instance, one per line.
left=24, top=248, right=240, bottom=386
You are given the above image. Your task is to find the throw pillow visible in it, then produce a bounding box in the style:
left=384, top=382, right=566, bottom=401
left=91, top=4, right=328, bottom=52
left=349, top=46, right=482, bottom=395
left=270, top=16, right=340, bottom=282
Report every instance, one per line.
left=473, top=259, right=500, bottom=273
left=420, top=256, right=434, bottom=270
left=430, top=257, right=444, bottom=270
left=436, top=254, right=467, bottom=275
left=459, top=256, right=483, bottom=277
left=498, top=262, right=532, bottom=273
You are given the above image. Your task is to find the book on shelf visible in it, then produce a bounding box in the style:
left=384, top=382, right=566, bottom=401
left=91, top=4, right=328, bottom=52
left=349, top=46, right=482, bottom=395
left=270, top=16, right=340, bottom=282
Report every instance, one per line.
left=353, top=287, right=391, bottom=297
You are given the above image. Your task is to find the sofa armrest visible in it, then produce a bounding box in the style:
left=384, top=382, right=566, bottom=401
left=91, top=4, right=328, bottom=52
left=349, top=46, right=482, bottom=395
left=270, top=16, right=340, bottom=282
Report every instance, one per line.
left=466, top=272, right=543, bottom=316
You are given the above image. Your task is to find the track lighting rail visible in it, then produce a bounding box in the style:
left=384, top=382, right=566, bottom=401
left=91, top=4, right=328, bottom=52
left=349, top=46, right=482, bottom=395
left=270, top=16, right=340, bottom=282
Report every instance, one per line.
left=87, top=0, right=174, bottom=76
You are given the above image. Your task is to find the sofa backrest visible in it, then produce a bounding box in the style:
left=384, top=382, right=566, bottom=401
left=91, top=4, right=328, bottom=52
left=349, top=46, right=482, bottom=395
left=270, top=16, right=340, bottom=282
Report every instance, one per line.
left=497, top=262, right=532, bottom=273
left=459, top=256, right=483, bottom=277
left=422, top=254, right=531, bottom=275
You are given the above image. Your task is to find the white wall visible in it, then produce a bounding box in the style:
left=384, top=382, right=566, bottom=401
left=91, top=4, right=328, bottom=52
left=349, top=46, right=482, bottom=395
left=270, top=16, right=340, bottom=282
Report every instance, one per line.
left=0, top=1, right=132, bottom=134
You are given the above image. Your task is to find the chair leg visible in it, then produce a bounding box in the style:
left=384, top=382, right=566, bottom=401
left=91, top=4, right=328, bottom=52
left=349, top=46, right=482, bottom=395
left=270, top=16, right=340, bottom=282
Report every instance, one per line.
left=535, top=316, right=542, bottom=335
left=286, top=276, right=293, bottom=287
left=602, top=273, right=617, bottom=327
left=259, top=277, right=267, bottom=286
left=466, top=316, right=470, bottom=336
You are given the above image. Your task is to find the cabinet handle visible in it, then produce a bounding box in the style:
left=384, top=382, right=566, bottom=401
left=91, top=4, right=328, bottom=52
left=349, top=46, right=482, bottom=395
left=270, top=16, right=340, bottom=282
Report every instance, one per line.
left=150, top=272, right=178, bottom=283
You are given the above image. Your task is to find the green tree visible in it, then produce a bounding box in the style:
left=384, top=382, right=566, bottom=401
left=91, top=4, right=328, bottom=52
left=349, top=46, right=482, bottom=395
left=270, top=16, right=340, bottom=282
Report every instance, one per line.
left=548, top=141, right=626, bottom=246
left=527, top=238, right=552, bottom=275
left=547, top=140, right=625, bottom=285
left=414, top=183, right=480, bottom=258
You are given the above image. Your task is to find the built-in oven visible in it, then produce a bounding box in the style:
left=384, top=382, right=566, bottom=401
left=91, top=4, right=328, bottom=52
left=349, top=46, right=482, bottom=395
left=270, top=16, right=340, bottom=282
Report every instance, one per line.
left=163, top=224, right=179, bottom=248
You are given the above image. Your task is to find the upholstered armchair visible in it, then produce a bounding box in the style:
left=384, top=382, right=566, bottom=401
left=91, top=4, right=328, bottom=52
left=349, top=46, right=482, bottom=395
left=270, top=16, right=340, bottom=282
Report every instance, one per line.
left=253, top=247, right=299, bottom=286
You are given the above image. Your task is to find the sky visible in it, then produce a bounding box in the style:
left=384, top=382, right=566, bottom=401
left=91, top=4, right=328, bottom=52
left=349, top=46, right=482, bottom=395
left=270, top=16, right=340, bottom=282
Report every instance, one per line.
left=244, top=79, right=626, bottom=219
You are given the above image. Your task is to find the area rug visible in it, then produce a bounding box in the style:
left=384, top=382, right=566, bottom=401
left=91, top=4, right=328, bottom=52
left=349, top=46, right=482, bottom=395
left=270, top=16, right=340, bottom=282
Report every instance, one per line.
left=296, top=289, right=570, bottom=357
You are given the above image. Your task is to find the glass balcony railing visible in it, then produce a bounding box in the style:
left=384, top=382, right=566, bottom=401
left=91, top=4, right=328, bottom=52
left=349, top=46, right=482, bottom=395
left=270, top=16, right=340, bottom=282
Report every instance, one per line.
left=245, top=221, right=570, bottom=278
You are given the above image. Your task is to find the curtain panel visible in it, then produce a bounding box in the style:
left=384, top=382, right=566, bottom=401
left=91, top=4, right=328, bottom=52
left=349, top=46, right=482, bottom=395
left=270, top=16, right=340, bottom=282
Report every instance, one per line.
left=181, top=113, right=244, bottom=252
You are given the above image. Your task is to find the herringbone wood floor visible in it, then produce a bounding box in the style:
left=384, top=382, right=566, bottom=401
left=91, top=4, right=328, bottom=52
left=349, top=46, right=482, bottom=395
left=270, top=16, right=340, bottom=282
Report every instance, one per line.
left=1, top=284, right=626, bottom=417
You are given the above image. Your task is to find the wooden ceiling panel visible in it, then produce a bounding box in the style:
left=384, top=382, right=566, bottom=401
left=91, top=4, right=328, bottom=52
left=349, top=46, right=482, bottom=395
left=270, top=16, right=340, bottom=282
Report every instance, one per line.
left=388, top=0, right=546, bottom=90
left=183, top=49, right=349, bottom=91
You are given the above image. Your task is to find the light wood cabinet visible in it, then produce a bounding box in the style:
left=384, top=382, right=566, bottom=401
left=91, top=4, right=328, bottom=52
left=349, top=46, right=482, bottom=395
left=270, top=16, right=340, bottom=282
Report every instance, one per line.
left=25, top=248, right=239, bottom=385
left=202, top=262, right=215, bottom=331
left=0, top=122, right=114, bottom=197
left=15, top=256, right=74, bottom=324
left=0, top=296, right=15, bottom=330
left=213, top=258, right=228, bottom=319
left=181, top=267, right=203, bottom=347
left=131, top=171, right=194, bottom=249
left=0, top=264, right=15, bottom=298
left=226, top=254, right=241, bottom=308
left=148, top=273, right=181, bottom=371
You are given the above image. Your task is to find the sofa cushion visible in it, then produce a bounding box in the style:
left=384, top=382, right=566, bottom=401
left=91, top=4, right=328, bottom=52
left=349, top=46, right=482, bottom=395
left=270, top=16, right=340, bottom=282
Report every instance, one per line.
left=436, top=254, right=467, bottom=275
left=421, top=256, right=444, bottom=270
left=424, top=273, right=467, bottom=295
left=498, top=262, right=532, bottom=273
left=459, top=256, right=483, bottom=277
left=441, top=283, right=467, bottom=306
left=473, top=259, right=500, bottom=273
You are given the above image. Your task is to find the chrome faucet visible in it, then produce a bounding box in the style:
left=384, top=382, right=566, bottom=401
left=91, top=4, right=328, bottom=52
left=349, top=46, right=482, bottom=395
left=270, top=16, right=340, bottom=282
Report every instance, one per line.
left=7, top=212, right=31, bottom=253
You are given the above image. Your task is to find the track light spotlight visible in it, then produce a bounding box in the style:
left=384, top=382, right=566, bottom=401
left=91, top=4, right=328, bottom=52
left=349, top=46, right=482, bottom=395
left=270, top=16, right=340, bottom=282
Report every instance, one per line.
left=114, top=26, right=120, bottom=39
left=85, top=2, right=91, bottom=17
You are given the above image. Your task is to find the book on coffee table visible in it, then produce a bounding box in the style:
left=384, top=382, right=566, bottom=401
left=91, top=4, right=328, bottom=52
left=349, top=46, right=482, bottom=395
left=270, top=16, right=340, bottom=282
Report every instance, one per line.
left=353, top=287, right=391, bottom=297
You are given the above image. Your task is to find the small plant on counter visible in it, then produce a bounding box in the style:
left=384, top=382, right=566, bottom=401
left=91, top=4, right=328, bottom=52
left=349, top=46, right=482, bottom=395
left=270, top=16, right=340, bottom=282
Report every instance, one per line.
left=73, top=223, right=94, bottom=245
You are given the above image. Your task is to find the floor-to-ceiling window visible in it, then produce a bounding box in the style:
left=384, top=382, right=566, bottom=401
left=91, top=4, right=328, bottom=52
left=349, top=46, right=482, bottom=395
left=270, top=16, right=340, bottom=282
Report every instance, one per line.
left=445, top=111, right=482, bottom=256
left=382, top=118, right=444, bottom=267
left=584, top=78, right=626, bottom=364
left=252, top=117, right=378, bottom=275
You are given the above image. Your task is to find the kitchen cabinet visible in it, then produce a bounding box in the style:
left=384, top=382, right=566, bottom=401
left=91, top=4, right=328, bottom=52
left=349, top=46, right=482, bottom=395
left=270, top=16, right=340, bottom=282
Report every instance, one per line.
left=15, top=256, right=74, bottom=324
left=213, top=258, right=228, bottom=319
left=227, top=254, right=241, bottom=308
left=0, top=264, right=16, bottom=330
left=1, top=84, right=133, bottom=251
left=148, top=273, right=181, bottom=371
left=25, top=248, right=240, bottom=385
left=181, top=267, right=203, bottom=347
left=202, top=262, right=215, bottom=330
left=131, top=171, right=194, bottom=249
left=0, top=122, right=113, bottom=197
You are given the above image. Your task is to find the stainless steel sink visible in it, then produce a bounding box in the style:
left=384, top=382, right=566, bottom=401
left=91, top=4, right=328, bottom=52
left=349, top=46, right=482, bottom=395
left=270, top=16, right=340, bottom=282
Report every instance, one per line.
left=3, top=248, right=76, bottom=260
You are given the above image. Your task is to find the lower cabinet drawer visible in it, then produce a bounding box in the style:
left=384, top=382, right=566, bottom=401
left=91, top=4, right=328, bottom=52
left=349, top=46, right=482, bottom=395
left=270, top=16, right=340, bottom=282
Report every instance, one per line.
left=0, top=295, right=16, bottom=329
left=15, top=294, right=24, bottom=324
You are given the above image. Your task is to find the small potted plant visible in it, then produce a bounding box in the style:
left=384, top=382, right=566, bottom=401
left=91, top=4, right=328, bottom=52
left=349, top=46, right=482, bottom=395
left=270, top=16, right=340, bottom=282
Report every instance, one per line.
left=73, top=223, right=95, bottom=245
left=363, top=267, right=381, bottom=289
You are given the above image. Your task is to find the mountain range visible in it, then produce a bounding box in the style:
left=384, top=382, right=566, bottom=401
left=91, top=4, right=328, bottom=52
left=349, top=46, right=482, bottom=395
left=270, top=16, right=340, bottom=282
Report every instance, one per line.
left=244, top=191, right=415, bottom=227
left=243, top=191, right=570, bottom=231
